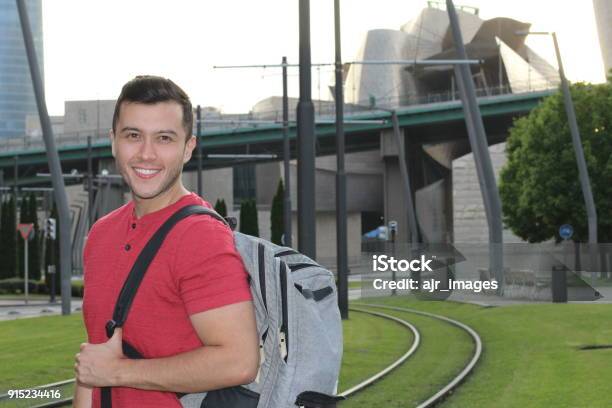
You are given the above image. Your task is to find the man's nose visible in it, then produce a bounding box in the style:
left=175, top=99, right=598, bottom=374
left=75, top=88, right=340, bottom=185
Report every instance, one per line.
left=137, top=137, right=157, bottom=161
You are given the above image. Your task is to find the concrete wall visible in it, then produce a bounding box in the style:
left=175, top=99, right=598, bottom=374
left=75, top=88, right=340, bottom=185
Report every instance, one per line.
left=282, top=151, right=384, bottom=214
left=182, top=167, right=234, bottom=209
left=64, top=100, right=115, bottom=137
left=452, top=142, right=523, bottom=243
left=289, top=211, right=362, bottom=269
left=255, top=162, right=281, bottom=209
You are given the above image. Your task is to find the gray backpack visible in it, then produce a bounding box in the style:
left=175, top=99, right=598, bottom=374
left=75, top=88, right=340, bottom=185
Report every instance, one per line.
left=103, top=205, right=344, bottom=408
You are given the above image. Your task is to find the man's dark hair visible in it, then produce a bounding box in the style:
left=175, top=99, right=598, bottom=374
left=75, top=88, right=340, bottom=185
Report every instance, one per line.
left=112, top=75, right=193, bottom=140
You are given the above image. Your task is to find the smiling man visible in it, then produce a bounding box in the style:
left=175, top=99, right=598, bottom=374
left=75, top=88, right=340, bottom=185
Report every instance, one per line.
left=73, top=76, right=259, bottom=407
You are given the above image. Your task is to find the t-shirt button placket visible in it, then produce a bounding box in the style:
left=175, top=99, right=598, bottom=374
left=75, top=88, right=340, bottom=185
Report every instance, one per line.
left=125, top=244, right=131, bottom=251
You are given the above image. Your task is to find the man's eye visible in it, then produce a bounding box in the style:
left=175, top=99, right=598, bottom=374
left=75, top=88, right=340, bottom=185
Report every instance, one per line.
left=127, top=132, right=139, bottom=139
left=159, top=135, right=173, bottom=142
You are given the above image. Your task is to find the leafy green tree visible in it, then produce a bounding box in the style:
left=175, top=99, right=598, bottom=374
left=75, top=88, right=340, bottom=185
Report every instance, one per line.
left=214, top=198, right=227, bottom=217
left=239, top=199, right=259, bottom=237
left=499, top=83, right=612, bottom=243
left=270, top=180, right=285, bottom=245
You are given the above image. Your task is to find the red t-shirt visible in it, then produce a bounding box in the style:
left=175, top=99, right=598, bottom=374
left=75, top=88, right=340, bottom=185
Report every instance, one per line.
left=82, top=193, right=252, bottom=407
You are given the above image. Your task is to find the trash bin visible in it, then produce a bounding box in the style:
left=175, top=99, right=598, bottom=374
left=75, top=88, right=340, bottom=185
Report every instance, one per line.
left=551, top=265, right=568, bottom=303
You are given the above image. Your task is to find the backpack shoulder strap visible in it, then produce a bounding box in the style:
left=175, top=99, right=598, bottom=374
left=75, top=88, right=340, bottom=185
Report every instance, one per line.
left=105, top=204, right=227, bottom=338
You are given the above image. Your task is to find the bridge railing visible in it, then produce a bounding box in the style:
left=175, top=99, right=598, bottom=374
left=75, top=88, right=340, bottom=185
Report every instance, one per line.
left=0, top=76, right=559, bottom=153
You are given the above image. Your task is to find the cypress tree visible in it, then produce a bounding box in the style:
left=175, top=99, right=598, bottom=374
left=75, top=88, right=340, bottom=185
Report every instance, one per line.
left=214, top=198, right=227, bottom=217
left=0, top=199, right=8, bottom=279
left=270, top=179, right=284, bottom=245
left=239, top=200, right=249, bottom=235
left=239, top=199, right=259, bottom=237
left=4, top=196, right=18, bottom=278
left=251, top=200, right=259, bottom=237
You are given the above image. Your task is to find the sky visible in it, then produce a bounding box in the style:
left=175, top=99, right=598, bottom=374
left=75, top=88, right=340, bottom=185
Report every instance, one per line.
left=41, top=0, right=606, bottom=116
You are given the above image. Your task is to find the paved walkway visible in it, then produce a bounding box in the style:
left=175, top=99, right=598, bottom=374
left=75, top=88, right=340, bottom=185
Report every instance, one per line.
left=346, top=273, right=612, bottom=306
left=0, top=298, right=83, bottom=321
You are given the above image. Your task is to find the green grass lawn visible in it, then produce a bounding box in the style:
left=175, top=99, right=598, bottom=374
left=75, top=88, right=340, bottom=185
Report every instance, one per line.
left=348, top=281, right=362, bottom=290
left=0, top=309, right=413, bottom=404
left=0, top=313, right=85, bottom=393
left=2, top=298, right=609, bottom=407
left=355, top=296, right=612, bottom=408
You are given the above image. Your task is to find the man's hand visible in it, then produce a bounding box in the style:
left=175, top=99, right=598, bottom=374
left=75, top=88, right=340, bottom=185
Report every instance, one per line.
left=75, top=328, right=125, bottom=387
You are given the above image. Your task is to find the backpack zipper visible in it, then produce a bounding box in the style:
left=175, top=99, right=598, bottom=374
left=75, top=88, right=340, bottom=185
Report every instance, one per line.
left=274, top=249, right=299, bottom=257
left=288, top=262, right=318, bottom=272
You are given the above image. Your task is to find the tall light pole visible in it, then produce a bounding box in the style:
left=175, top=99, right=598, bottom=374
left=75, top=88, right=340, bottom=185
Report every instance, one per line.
left=196, top=105, right=203, bottom=198
left=334, top=0, right=349, bottom=319
left=447, top=0, right=504, bottom=288
left=282, top=57, right=292, bottom=248
left=17, top=0, right=73, bottom=315
left=297, top=0, right=317, bottom=259
left=517, top=31, right=597, bottom=245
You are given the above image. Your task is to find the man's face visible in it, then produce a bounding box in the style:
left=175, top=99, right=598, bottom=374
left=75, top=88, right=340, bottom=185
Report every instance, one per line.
left=111, top=101, right=195, bottom=201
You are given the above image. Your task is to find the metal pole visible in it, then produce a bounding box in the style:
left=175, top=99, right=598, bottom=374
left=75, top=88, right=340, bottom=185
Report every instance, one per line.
left=24, top=237, right=28, bottom=305
left=391, top=111, right=419, bottom=245
left=87, top=136, right=94, bottom=228
left=282, top=57, right=292, bottom=248
left=447, top=0, right=504, bottom=287
left=334, top=0, right=348, bottom=319
left=17, top=0, right=72, bottom=315
left=297, top=0, right=317, bottom=259
left=196, top=105, right=203, bottom=198
left=552, top=33, right=597, bottom=244
left=14, top=156, right=18, bottom=276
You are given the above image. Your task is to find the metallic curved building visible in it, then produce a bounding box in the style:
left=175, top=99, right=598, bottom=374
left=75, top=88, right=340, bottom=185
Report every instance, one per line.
left=0, top=0, right=44, bottom=139
left=343, top=6, right=558, bottom=109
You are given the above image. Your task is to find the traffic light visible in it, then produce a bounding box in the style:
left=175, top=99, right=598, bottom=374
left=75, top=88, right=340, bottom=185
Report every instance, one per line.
left=46, top=218, right=56, bottom=240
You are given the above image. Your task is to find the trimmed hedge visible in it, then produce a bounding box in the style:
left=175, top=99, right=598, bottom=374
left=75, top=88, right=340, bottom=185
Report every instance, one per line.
left=0, top=278, right=84, bottom=298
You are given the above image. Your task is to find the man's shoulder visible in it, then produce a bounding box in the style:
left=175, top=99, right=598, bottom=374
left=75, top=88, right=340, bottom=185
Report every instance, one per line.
left=89, top=201, right=131, bottom=235
left=173, top=208, right=231, bottom=239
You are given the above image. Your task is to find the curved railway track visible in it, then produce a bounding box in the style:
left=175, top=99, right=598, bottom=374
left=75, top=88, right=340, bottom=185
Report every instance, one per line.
left=353, top=303, right=483, bottom=408
left=2, top=304, right=481, bottom=408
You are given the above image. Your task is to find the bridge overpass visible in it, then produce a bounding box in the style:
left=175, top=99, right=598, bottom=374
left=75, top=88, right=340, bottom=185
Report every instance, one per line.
left=0, top=90, right=553, bottom=186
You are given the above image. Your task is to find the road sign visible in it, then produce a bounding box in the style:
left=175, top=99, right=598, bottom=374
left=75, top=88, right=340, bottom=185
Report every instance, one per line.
left=46, top=218, right=56, bottom=240
left=559, top=224, right=573, bottom=240
left=388, top=220, right=398, bottom=232
left=17, top=223, right=34, bottom=240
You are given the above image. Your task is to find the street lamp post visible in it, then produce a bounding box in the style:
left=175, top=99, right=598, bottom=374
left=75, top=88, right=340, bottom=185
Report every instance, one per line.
left=517, top=31, right=598, bottom=245
left=334, top=0, right=349, bottom=319
left=297, top=0, right=317, bottom=259
left=282, top=57, right=292, bottom=248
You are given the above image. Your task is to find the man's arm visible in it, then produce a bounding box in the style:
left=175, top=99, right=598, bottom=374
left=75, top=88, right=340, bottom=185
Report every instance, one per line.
left=75, top=300, right=259, bottom=393
left=72, top=382, right=92, bottom=408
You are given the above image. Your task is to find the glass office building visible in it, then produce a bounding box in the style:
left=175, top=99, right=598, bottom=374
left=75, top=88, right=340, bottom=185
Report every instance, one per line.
left=0, top=0, right=44, bottom=139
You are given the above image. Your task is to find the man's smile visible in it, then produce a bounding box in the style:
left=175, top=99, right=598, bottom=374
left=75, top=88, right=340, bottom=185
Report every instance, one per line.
left=132, top=167, right=162, bottom=179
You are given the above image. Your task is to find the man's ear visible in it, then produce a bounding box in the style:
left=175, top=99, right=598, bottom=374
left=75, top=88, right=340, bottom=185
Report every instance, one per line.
left=110, top=129, right=116, bottom=158
left=183, top=134, right=196, bottom=164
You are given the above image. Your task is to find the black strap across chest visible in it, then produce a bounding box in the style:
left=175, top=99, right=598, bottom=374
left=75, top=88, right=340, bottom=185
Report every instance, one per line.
left=101, top=204, right=226, bottom=408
